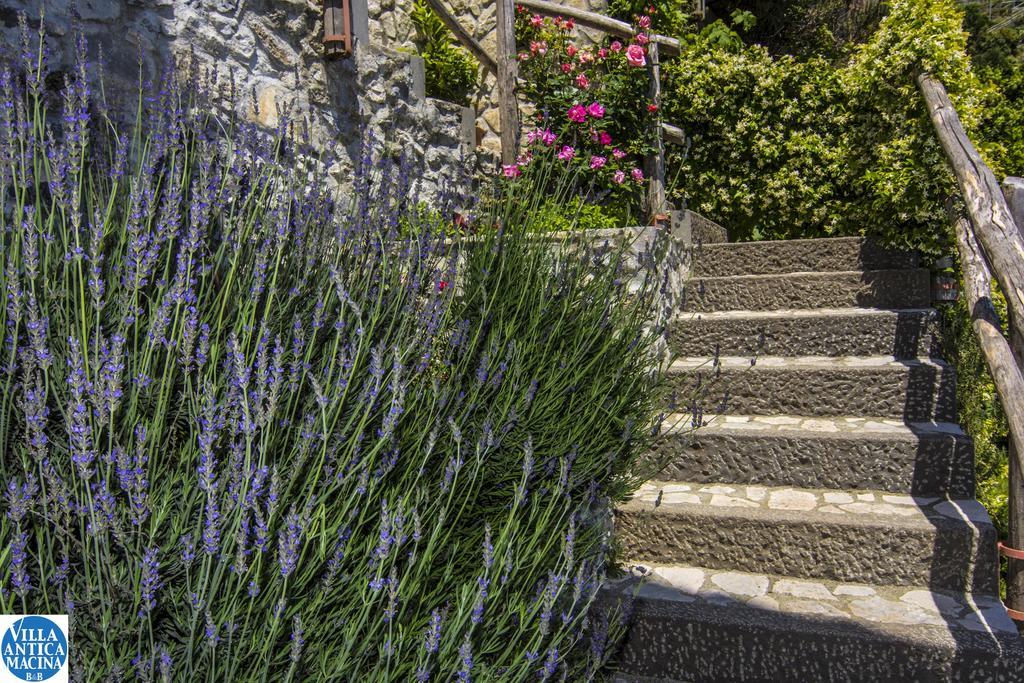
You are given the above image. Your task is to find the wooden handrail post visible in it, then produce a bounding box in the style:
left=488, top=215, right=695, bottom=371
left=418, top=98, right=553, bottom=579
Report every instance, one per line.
left=495, top=0, right=520, bottom=166
left=644, top=41, right=666, bottom=223
left=918, top=72, right=1024, bottom=621
left=1003, top=178, right=1024, bottom=620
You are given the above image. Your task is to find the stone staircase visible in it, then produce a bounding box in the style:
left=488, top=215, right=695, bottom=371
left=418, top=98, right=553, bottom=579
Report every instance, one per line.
left=610, top=236, right=1024, bottom=681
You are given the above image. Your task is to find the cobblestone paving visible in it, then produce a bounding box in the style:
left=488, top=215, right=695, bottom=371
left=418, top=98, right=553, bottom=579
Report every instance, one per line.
left=626, top=564, right=1019, bottom=634
left=630, top=481, right=991, bottom=523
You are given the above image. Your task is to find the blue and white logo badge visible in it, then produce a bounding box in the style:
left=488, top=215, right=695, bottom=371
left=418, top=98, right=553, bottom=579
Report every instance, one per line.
left=0, top=615, right=68, bottom=682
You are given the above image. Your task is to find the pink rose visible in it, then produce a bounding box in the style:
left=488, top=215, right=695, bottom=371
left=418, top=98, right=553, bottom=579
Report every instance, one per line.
left=579, top=51, right=594, bottom=64
left=541, top=129, right=557, bottom=146
left=557, top=145, right=576, bottom=161
left=613, top=170, right=626, bottom=184
left=502, top=164, right=521, bottom=178
left=576, top=73, right=590, bottom=89
left=567, top=104, right=587, bottom=123
left=612, top=148, right=626, bottom=160
left=631, top=167, right=644, bottom=182
left=530, top=14, right=543, bottom=27
left=599, top=131, right=612, bottom=145
left=518, top=52, right=529, bottom=61
left=561, top=63, right=572, bottom=73
left=566, top=45, right=578, bottom=57
left=636, top=32, right=650, bottom=46
left=597, top=48, right=608, bottom=59
left=586, top=102, right=605, bottom=119
left=610, top=40, right=623, bottom=52
left=530, top=41, right=547, bottom=55
left=590, top=155, right=607, bottom=169
left=626, top=44, right=646, bottom=67
left=637, top=15, right=652, bottom=29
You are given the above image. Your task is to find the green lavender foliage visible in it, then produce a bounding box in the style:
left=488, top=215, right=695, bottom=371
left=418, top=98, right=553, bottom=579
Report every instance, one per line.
left=0, top=24, right=663, bottom=682
left=411, top=0, right=479, bottom=105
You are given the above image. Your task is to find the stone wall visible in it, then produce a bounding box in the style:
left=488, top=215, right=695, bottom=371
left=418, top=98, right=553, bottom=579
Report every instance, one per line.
left=0, top=0, right=474, bottom=200
left=367, top=0, right=609, bottom=155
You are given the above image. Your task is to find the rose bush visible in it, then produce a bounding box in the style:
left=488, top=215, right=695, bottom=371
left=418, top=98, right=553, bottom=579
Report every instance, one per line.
left=509, top=6, right=659, bottom=217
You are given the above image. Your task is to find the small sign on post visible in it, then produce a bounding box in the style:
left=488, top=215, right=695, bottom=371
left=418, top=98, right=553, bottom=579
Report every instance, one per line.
left=324, top=0, right=354, bottom=59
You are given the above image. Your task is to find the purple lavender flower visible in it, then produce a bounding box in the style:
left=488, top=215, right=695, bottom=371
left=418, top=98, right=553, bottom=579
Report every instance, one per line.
left=10, top=530, right=31, bottom=597
left=290, top=615, right=304, bottom=664
left=457, top=634, right=473, bottom=682
left=540, top=648, right=559, bottom=680
left=204, top=612, right=219, bottom=648
left=423, top=609, right=443, bottom=654
left=277, top=506, right=302, bottom=579
left=4, top=473, right=37, bottom=524
left=482, top=525, right=494, bottom=570
left=139, top=547, right=160, bottom=617
left=158, top=646, right=172, bottom=681
left=66, top=337, right=94, bottom=478
left=202, top=494, right=220, bottom=556
left=180, top=534, right=196, bottom=566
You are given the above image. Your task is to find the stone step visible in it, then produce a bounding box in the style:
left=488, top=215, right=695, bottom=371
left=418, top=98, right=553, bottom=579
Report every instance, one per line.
left=669, top=307, right=940, bottom=359
left=667, top=356, right=957, bottom=422
left=690, top=236, right=920, bottom=278
left=650, top=414, right=975, bottom=498
left=683, top=270, right=932, bottom=312
left=615, top=481, right=998, bottom=595
left=605, top=563, right=1023, bottom=682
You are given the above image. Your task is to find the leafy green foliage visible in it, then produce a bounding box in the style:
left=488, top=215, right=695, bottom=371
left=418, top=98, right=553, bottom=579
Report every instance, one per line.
left=941, top=295, right=1010, bottom=541
left=662, top=0, right=1008, bottom=252
left=606, top=0, right=695, bottom=39
left=528, top=197, right=632, bottom=232
left=411, top=0, right=478, bottom=104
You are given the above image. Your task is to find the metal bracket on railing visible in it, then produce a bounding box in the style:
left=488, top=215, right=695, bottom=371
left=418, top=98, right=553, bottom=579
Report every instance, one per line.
left=997, top=542, right=1024, bottom=621
left=324, top=0, right=353, bottom=59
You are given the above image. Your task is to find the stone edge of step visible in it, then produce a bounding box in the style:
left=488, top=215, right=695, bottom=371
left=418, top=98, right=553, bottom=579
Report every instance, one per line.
left=617, top=480, right=994, bottom=532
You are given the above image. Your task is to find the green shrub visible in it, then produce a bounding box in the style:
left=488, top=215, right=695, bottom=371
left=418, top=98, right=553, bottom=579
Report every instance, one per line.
left=411, top=0, right=478, bottom=104
left=661, top=0, right=1011, bottom=253
left=527, top=197, right=633, bottom=232
left=0, top=27, right=662, bottom=680
left=941, top=295, right=1010, bottom=539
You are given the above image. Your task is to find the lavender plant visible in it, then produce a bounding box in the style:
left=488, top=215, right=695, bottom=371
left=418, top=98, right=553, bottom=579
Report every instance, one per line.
left=0, top=22, right=664, bottom=682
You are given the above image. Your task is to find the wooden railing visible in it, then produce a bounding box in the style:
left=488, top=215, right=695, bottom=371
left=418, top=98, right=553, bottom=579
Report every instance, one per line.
left=918, top=72, right=1024, bottom=622
left=423, top=0, right=689, bottom=222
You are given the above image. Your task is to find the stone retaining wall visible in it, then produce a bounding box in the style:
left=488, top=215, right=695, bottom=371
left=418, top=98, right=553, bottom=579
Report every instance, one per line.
left=0, top=0, right=474, bottom=201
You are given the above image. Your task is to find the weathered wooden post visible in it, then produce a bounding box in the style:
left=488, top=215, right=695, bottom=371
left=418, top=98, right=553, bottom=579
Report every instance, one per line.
left=919, top=73, right=1024, bottom=623
left=1004, top=176, right=1024, bottom=621
left=495, top=0, right=520, bottom=166
left=644, top=41, right=666, bottom=223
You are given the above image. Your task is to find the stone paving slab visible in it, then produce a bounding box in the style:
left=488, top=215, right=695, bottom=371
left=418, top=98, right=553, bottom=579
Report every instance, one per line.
left=626, top=480, right=989, bottom=523
left=625, top=563, right=1018, bottom=634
